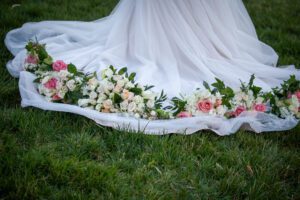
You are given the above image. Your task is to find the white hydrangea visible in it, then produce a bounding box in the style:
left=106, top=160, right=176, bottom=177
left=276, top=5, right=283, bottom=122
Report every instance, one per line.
left=66, top=79, right=76, bottom=91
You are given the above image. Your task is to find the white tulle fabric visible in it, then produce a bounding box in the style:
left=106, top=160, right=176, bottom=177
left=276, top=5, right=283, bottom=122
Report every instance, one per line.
left=5, top=0, right=299, bottom=135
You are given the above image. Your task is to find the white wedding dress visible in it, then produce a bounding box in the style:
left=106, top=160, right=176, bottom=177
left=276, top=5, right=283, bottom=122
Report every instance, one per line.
left=5, top=0, right=299, bottom=135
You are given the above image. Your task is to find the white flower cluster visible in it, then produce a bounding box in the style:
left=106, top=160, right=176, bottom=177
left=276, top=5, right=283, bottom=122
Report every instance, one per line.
left=37, top=70, right=83, bottom=102
left=184, top=89, right=227, bottom=116
left=276, top=95, right=300, bottom=118
left=78, top=68, right=159, bottom=119
left=25, top=62, right=38, bottom=71
left=230, top=90, right=265, bottom=110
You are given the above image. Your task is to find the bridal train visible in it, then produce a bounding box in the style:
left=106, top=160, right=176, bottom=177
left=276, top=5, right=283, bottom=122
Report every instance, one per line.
left=5, top=0, right=300, bottom=135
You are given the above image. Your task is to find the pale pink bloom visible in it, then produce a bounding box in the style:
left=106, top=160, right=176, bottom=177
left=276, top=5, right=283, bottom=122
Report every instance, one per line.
left=287, top=92, right=292, bottom=99
left=177, top=111, right=192, bottom=118
left=52, top=94, right=61, bottom=101
left=44, top=78, right=58, bottom=89
left=254, top=103, right=266, bottom=112
left=234, top=105, right=246, bottom=117
left=215, top=99, right=222, bottom=107
left=197, top=99, right=213, bottom=113
left=52, top=60, right=67, bottom=71
left=25, top=54, right=39, bottom=64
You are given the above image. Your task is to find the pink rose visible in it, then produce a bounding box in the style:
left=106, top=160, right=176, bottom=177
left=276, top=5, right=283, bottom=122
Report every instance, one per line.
left=177, top=111, right=192, bottom=118
left=52, top=60, right=67, bottom=72
left=215, top=99, right=222, bottom=107
left=197, top=99, right=213, bottom=113
left=25, top=54, right=39, bottom=64
left=295, top=90, right=300, bottom=102
left=44, top=78, right=58, bottom=89
left=234, top=105, right=246, bottom=117
left=52, top=94, right=61, bottom=101
left=254, top=103, right=266, bottom=112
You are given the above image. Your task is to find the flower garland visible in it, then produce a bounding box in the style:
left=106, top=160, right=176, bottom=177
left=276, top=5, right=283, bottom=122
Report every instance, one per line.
left=24, top=41, right=300, bottom=120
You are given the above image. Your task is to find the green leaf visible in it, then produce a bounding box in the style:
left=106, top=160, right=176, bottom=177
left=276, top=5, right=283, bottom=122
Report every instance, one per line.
left=118, top=67, right=127, bottom=75
left=128, top=73, right=136, bottom=81
left=251, top=85, right=262, bottom=98
left=68, top=64, right=77, bottom=74
left=43, top=56, right=53, bottom=65
left=170, top=97, right=187, bottom=116
left=212, top=78, right=225, bottom=91
left=156, top=109, right=170, bottom=119
left=144, top=85, right=155, bottom=91
left=38, top=46, right=48, bottom=61
left=113, top=93, right=123, bottom=104
left=249, top=74, right=255, bottom=87
left=203, top=81, right=211, bottom=91
left=109, top=65, right=116, bottom=73
left=129, top=87, right=142, bottom=95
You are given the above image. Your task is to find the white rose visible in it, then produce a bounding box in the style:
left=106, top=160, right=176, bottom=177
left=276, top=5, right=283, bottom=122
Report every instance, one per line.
left=117, top=79, right=126, bottom=88
left=103, top=99, right=113, bottom=109
left=82, top=86, right=89, bottom=96
left=137, top=103, right=145, bottom=112
left=146, top=99, right=155, bottom=108
left=120, top=100, right=129, bottom=111
left=134, top=113, right=141, bottom=119
left=113, top=85, right=122, bottom=93
left=89, top=91, right=98, bottom=99
left=95, top=104, right=102, bottom=111
left=133, top=95, right=143, bottom=104
left=123, top=78, right=129, bottom=83
left=96, top=84, right=105, bottom=93
left=88, top=77, right=99, bottom=90
left=66, top=79, right=76, bottom=91
left=97, top=94, right=106, bottom=104
left=128, top=102, right=137, bottom=113
left=150, top=110, right=157, bottom=117
left=142, top=90, right=156, bottom=100
left=78, top=99, right=91, bottom=107
left=103, top=68, right=114, bottom=78
left=125, top=82, right=134, bottom=89
left=58, top=70, right=70, bottom=80
left=113, top=75, right=122, bottom=81
left=128, top=92, right=135, bottom=101
left=106, top=82, right=114, bottom=91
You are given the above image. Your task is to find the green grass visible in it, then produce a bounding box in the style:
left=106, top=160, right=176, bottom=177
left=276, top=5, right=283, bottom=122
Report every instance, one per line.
left=0, top=0, right=299, bottom=199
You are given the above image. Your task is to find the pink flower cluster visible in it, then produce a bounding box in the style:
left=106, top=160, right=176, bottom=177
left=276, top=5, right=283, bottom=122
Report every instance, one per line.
left=52, top=60, right=67, bottom=72
left=177, top=98, right=222, bottom=118
left=44, top=78, right=58, bottom=89
left=226, top=103, right=266, bottom=118
left=25, top=54, right=39, bottom=64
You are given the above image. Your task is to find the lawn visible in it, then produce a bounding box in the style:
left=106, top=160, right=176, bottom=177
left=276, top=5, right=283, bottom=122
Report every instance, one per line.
left=0, top=0, right=299, bottom=199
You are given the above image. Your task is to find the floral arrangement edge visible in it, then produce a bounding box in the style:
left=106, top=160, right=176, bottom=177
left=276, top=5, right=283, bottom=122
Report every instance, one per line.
left=24, top=41, right=300, bottom=120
